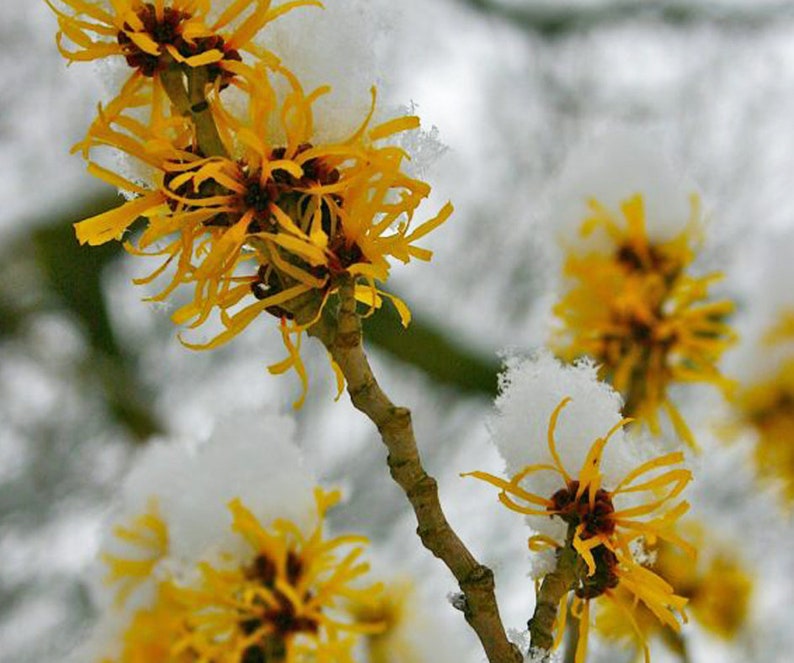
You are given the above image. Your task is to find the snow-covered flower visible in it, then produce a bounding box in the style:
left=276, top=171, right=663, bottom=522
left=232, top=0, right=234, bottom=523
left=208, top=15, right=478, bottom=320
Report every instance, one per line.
left=546, top=132, right=736, bottom=447
left=465, top=353, right=692, bottom=663
left=81, top=413, right=383, bottom=662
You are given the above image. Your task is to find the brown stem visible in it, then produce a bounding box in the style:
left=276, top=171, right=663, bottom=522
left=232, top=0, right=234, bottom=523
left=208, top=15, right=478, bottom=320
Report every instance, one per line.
left=528, top=525, right=581, bottom=654
left=304, top=278, right=522, bottom=663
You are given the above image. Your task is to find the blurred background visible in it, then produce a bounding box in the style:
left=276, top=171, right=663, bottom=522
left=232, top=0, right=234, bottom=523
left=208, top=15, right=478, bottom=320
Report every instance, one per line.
left=2, top=1, right=794, bottom=661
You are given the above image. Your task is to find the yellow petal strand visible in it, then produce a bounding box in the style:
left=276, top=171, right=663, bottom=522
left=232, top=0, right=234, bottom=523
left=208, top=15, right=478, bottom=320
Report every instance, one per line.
left=406, top=201, right=454, bottom=243
left=269, top=319, right=309, bottom=409
left=576, top=435, right=608, bottom=502
left=572, top=527, right=600, bottom=576
left=344, top=86, right=377, bottom=145
left=266, top=243, right=327, bottom=289
left=86, top=162, right=149, bottom=194
left=509, top=463, right=561, bottom=483
left=328, top=354, right=345, bottom=401
left=664, top=400, right=699, bottom=450
left=194, top=216, right=249, bottom=279
left=263, top=159, right=304, bottom=180
left=376, top=289, right=411, bottom=327
left=58, top=18, right=107, bottom=49
left=497, top=492, right=553, bottom=517
left=461, top=471, right=553, bottom=508
left=612, top=452, right=685, bottom=493
left=614, top=468, right=691, bottom=496
left=348, top=262, right=389, bottom=281
left=574, top=599, right=590, bottom=663
left=74, top=192, right=163, bottom=245
left=127, top=30, right=161, bottom=56
left=527, top=534, right=561, bottom=552
left=406, top=246, right=433, bottom=261
left=368, top=115, right=420, bottom=141
left=547, top=397, right=573, bottom=483
left=269, top=204, right=311, bottom=239
left=180, top=284, right=310, bottom=351
left=170, top=46, right=224, bottom=67
left=612, top=497, right=684, bottom=521
left=261, top=0, right=324, bottom=29
left=605, top=590, right=651, bottom=663
left=264, top=232, right=328, bottom=267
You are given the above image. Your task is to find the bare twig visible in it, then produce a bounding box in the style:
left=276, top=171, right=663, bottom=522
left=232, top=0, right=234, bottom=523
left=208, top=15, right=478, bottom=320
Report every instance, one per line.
left=528, top=526, right=580, bottom=653
left=306, top=279, right=522, bottom=663
left=160, top=54, right=518, bottom=662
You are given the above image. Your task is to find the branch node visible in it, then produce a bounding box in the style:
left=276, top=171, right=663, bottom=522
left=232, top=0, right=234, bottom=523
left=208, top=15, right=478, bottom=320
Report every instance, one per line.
left=461, top=564, right=496, bottom=594
left=407, top=474, right=437, bottom=501
left=380, top=406, right=411, bottom=434
left=348, top=376, right=378, bottom=404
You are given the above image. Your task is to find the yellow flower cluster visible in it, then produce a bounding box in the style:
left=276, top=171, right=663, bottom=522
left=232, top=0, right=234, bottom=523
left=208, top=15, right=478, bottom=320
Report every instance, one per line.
left=101, top=489, right=383, bottom=662
left=48, top=0, right=319, bottom=104
left=553, top=194, right=735, bottom=446
left=466, top=397, right=692, bottom=663
left=49, top=0, right=452, bottom=405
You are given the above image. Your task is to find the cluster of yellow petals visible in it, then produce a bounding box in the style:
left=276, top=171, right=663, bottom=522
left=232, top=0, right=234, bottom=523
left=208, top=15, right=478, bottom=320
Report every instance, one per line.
left=465, top=397, right=692, bottom=663
left=49, top=0, right=452, bottom=405
left=597, top=524, right=752, bottom=656
left=47, top=0, right=320, bottom=84
left=101, top=489, right=383, bottom=662
left=70, top=56, right=451, bottom=406
left=553, top=194, right=736, bottom=447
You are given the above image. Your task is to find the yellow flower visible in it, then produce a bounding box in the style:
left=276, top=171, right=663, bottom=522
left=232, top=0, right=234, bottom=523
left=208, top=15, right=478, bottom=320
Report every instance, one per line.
left=100, top=489, right=382, bottom=662
left=73, top=62, right=452, bottom=406
left=465, top=397, right=692, bottom=663
left=47, top=0, right=319, bottom=108
left=736, top=310, right=794, bottom=500
left=553, top=194, right=736, bottom=447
